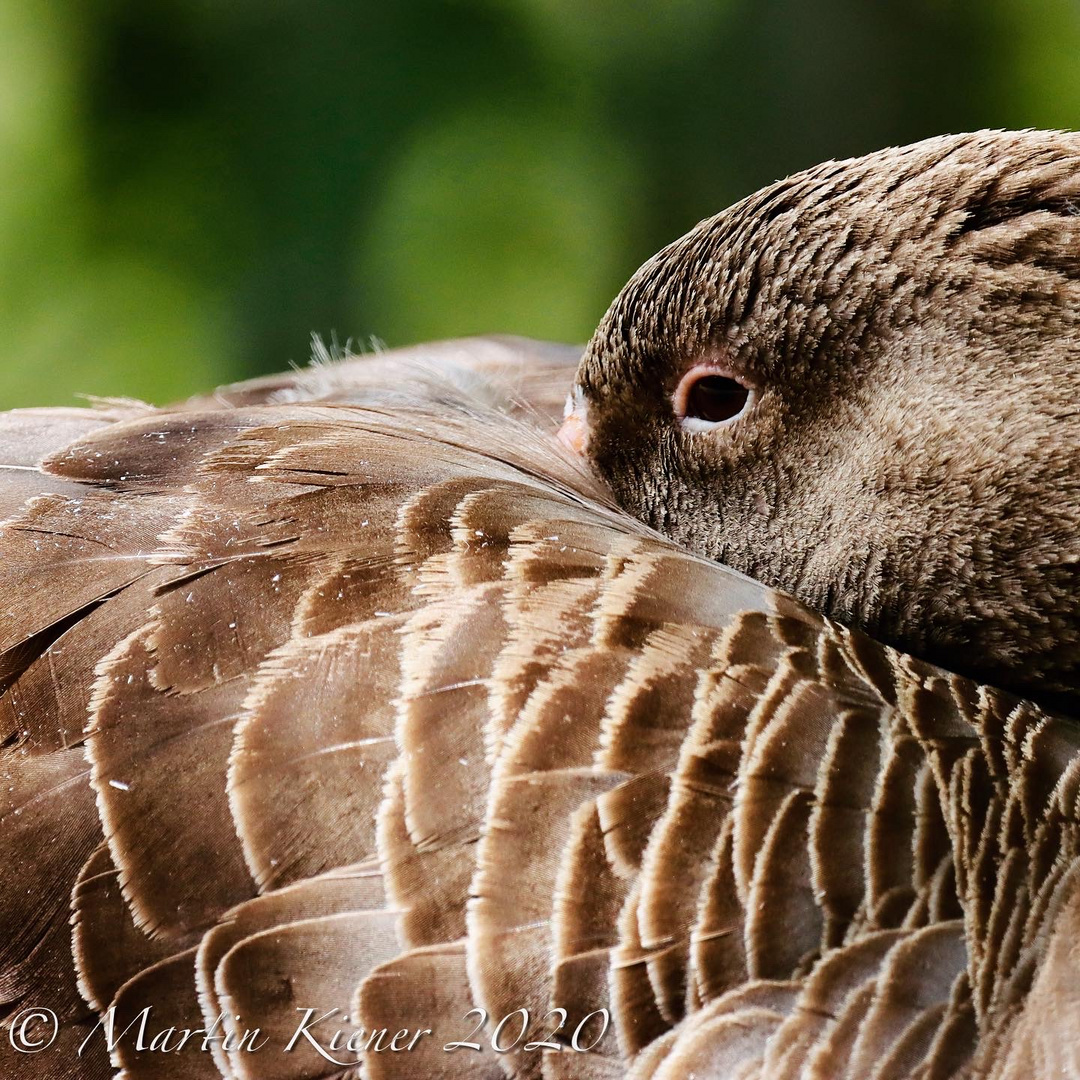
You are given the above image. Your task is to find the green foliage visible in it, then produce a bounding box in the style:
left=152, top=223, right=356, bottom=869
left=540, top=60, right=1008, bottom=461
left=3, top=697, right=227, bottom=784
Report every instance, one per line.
left=1, top=0, right=1078, bottom=407
left=354, top=105, right=641, bottom=343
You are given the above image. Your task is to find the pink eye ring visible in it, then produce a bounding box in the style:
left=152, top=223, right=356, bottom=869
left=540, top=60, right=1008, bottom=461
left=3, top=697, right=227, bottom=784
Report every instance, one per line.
left=673, top=366, right=752, bottom=430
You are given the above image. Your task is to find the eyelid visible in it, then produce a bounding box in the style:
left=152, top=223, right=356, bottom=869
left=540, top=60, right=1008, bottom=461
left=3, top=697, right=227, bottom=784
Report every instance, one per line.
left=672, top=364, right=754, bottom=429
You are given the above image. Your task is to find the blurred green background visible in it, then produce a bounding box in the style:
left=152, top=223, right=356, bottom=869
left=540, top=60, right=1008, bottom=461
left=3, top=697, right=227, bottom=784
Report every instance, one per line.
left=2, top=0, right=1078, bottom=407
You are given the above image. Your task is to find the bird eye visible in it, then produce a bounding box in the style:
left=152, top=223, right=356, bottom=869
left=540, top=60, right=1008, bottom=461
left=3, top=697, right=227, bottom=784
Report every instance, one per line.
left=675, top=368, right=752, bottom=429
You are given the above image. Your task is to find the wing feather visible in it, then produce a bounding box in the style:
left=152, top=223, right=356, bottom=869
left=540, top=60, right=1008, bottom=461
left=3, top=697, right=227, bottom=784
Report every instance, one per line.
left=0, top=337, right=1077, bottom=1079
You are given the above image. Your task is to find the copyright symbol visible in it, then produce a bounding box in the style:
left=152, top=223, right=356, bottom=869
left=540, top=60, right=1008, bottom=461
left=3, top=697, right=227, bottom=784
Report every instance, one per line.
left=8, top=1007, right=58, bottom=1053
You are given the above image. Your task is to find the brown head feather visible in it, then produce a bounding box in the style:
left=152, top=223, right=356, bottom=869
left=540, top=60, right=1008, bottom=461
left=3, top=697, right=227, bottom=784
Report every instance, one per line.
left=574, top=129, right=1080, bottom=709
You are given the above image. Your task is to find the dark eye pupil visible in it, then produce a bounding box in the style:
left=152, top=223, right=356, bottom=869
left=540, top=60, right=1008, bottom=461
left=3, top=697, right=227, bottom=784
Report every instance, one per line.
left=685, top=375, right=750, bottom=423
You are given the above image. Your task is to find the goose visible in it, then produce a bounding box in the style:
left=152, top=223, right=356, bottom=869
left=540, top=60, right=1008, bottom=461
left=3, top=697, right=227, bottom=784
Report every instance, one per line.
left=1, top=129, right=1078, bottom=1079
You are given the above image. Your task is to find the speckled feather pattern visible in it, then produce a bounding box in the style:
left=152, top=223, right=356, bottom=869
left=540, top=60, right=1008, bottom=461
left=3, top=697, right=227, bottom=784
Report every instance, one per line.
left=2, top=130, right=1080, bottom=1080
left=578, top=130, right=1080, bottom=708
left=0, top=329, right=1077, bottom=1079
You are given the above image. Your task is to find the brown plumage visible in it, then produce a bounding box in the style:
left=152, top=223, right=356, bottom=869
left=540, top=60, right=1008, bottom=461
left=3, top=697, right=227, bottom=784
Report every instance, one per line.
left=0, top=133, right=1078, bottom=1080
left=573, top=129, right=1080, bottom=711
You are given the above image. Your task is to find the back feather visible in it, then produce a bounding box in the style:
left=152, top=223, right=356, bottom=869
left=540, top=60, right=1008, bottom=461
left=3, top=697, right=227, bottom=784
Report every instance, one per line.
left=0, top=336, right=1077, bottom=1079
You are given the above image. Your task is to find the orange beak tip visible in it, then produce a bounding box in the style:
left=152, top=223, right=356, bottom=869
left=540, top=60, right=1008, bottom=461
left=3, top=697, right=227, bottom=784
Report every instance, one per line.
left=557, top=412, right=588, bottom=456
